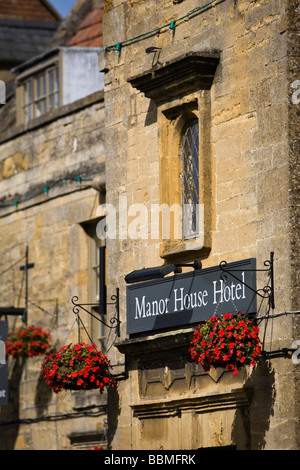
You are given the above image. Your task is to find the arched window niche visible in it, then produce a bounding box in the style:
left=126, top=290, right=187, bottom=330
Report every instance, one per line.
left=127, top=52, right=219, bottom=262
left=158, top=94, right=212, bottom=261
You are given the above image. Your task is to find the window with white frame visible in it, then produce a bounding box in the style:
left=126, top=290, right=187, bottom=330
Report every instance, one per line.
left=21, top=64, right=60, bottom=124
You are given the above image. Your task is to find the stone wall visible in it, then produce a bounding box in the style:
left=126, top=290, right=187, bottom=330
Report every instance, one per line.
left=0, top=92, right=108, bottom=450
left=102, top=0, right=299, bottom=450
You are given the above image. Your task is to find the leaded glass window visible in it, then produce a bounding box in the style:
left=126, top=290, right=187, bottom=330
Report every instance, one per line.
left=182, top=119, right=199, bottom=238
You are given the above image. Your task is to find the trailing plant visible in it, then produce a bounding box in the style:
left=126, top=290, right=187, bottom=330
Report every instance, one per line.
left=189, top=312, right=262, bottom=375
left=40, top=342, right=115, bottom=394
left=6, top=325, right=51, bottom=359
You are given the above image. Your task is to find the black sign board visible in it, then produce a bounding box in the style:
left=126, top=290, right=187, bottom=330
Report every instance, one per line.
left=0, top=321, right=8, bottom=405
left=126, top=258, right=257, bottom=335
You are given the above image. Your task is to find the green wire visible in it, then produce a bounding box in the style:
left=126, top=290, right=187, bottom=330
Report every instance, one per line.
left=0, top=171, right=101, bottom=209
left=1, top=1, right=219, bottom=209
left=104, top=0, right=218, bottom=51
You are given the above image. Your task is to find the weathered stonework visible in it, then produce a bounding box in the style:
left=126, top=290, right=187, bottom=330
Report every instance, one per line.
left=102, top=0, right=300, bottom=450
left=0, top=92, right=108, bottom=450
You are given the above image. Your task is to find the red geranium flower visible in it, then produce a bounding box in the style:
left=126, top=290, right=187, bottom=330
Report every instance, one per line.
left=40, top=342, right=115, bottom=393
left=189, top=312, right=262, bottom=375
left=6, top=325, right=51, bottom=359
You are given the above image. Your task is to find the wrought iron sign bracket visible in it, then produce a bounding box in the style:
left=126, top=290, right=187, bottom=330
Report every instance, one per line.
left=0, top=246, right=34, bottom=325
left=219, top=252, right=275, bottom=311
left=71, top=288, right=120, bottom=337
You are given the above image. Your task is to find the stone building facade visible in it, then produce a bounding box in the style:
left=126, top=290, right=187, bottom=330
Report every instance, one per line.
left=0, top=92, right=106, bottom=450
left=0, top=0, right=110, bottom=450
left=101, top=0, right=299, bottom=450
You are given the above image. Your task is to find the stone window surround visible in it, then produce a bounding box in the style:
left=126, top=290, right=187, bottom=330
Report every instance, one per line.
left=81, top=219, right=107, bottom=352
left=127, top=52, right=219, bottom=262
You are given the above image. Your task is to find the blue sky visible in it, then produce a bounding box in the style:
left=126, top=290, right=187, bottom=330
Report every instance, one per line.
left=48, top=0, right=78, bottom=18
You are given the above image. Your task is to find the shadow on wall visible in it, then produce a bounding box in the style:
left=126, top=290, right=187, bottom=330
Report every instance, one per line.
left=231, top=358, right=275, bottom=450
left=35, top=359, right=53, bottom=418
left=0, top=357, right=25, bottom=450
left=107, top=382, right=120, bottom=449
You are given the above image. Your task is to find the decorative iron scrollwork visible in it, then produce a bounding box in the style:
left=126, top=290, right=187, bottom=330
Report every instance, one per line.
left=219, top=252, right=275, bottom=311
left=71, top=288, right=120, bottom=337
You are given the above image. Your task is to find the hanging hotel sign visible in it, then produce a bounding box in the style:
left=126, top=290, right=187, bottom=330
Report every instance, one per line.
left=0, top=321, right=8, bottom=405
left=126, top=258, right=257, bottom=335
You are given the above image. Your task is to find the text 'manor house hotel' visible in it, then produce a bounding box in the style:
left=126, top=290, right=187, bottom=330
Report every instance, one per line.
left=100, top=0, right=299, bottom=450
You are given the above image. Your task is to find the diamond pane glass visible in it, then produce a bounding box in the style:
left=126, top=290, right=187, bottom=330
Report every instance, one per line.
left=182, top=119, right=199, bottom=238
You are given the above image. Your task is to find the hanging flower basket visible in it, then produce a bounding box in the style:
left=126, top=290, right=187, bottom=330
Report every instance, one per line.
left=40, top=342, right=115, bottom=394
left=6, top=325, right=51, bottom=359
left=189, top=312, right=262, bottom=376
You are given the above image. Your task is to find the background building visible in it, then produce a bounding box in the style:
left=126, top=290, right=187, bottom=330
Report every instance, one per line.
left=0, top=0, right=60, bottom=134
left=101, top=0, right=299, bottom=450
left=0, top=0, right=109, bottom=450
left=0, top=0, right=61, bottom=83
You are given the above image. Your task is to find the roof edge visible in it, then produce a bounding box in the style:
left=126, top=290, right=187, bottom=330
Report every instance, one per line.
left=40, top=0, right=62, bottom=21
left=11, top=46, right=103, bottom=75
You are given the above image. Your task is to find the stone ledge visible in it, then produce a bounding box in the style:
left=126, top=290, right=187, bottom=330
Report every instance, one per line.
left=115, top=327, right=195, bottom=356
left=0, top=90, right=104, bottom=145
left=131, top=388, right=253, bottom=419
left=127, top=52, right=220, bottom=103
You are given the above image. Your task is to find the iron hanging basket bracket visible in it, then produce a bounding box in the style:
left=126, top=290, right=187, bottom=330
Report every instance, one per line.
left=71, top=288, right=120, bottom=337
left=219, top=251, right=275, bottom=311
